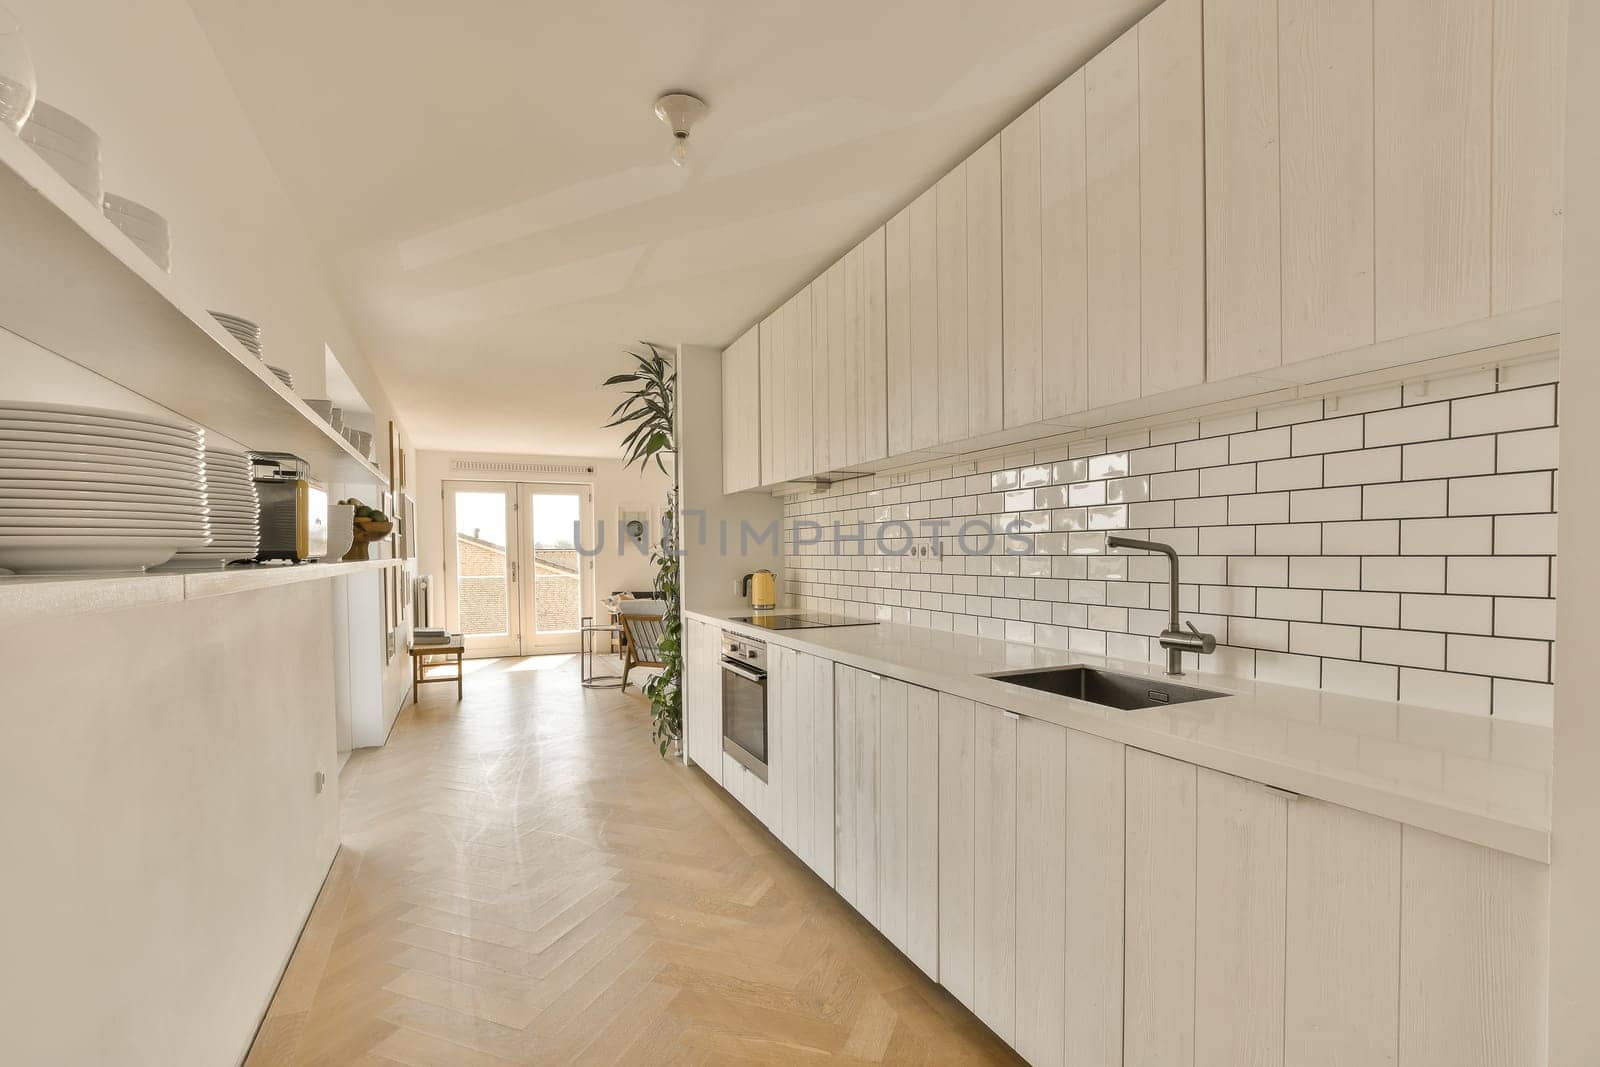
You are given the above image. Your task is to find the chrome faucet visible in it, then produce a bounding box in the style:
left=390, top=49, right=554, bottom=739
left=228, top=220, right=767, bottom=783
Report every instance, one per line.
left=1107, top=535, right=1216, bottom=677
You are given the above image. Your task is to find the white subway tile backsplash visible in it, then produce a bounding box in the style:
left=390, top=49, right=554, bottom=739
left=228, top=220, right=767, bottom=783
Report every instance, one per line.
left=787, top=367, right=1557, bottom=719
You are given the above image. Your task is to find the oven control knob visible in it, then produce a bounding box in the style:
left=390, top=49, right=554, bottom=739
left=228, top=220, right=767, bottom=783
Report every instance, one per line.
left=746, top=649, right=757, bottom=659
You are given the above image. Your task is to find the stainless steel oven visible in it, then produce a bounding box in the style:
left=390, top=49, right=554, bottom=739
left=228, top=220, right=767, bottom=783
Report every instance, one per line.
left=720, top=632, right=768, bottom=782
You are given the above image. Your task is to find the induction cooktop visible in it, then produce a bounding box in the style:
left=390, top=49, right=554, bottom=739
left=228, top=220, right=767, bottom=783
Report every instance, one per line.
left=729, top=613, right=879, bottom=631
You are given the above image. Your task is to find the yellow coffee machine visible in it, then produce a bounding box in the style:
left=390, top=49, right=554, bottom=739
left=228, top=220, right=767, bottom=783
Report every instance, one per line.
left=741, top=569, right=776, bottom=612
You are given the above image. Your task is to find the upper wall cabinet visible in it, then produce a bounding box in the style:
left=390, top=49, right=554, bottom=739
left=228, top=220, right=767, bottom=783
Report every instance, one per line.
left=886, top=189, right=940, bottom=456
left=759, top=287, right=814, bottom=486
left=1085, top=26, right=1143, bottom=409
left=1207, top=0, right=1566, bottom=377
left=721, top=324, right=760, bottom=493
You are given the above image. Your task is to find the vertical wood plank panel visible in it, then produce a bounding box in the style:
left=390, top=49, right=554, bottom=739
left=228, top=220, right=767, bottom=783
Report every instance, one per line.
left=877, top=678, right=909, bottom=951
left=794, top=651, right=815, bottom=869
left=781, top=647, right=801, bottom=853
left=1065, top=731, right=1124, bottom=1067
left=853, top=668, right=880, bottom=926
left=1040, top=70, right=1089, bottom=421
left=905, top=684, right=941, bottom=979
left=1195, top=770, right=1288, bottom=1067
left=811, top=653, right=835, bottom=886
left=1374, top=0, right=1492, bottom=340
left=1124, top=748, right=1197, bottom=1067
left=1491, top=0, right=1566, bottom=312
left=827, top=261, right=848, bottom=470
left=789, top=286, right=814, bottom=481
left=973, top=705, right=1017, bottom=1044
left=1285, top=799, right=1400, bottom=1067
left=885, top=208, right=913, bottom=458
left=1139, top=0, right=1206, bottom=395
left=967, top=136, right=1004, bottom=438
left=1002, top=105, right=1044, bottom=429
left=759, top=314, right=777, bottom=486
left=1085, top=27, right=1142, bottom=408
left=834, top=664, right=858, bottom=905
left=1279, top=0, right=1375, bottom=362
left=1016, top=716, right=1067, bottom=1067
left=1399, top=826, right=1549, bottom=1067
left=841, top=243, right=863, bottom=468
left=908, top=189, right=941, bottom=451
left=721, top=327, right=762, bottom=492
left=810, top=276, right=832, bottom=473
left=860, top=227, right=889, bottom=463
left=936, top=164, right=970, bottom=444
left=1204, top=0, right=1283, bottom=379
left=938, top=693, right=977, bottom=1007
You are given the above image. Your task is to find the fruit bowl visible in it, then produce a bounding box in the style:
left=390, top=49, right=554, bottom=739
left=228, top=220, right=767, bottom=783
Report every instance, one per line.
left=343, top=517, right=392, bottom=561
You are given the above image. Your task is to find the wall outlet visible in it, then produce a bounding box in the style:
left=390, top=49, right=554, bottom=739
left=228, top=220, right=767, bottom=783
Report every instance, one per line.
left=910, top=538, right=942, bottom=560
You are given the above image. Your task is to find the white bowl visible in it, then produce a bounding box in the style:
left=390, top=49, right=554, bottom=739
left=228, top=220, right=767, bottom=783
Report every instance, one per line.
left=0, top=401, right=198, bottom=437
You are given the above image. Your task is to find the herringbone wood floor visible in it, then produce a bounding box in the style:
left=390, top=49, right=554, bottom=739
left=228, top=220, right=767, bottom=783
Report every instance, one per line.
left=246, top=655, right=1019, bottom=1065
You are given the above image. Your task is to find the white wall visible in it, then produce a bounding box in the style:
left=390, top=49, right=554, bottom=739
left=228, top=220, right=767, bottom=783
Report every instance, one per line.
left=0, top=582, right=343, bottom=1066
left=414, top=449, right=672, bottom=637
left=676, top=344, right=786, bottom=612
left=1550, top=2, right=1597, bottom=1059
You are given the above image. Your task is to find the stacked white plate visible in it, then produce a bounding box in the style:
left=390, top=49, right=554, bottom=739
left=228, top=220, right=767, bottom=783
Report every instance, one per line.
left=210, top=311, right=262, bottom=358
left=157, top=448, right=258, bottom=571
left=267, top=365, right=295, bottom=391
left=103, top=192, right=172, bottom=273
left=20, top=100, right=101, bottom=204
left=0, top=401, right=208, bottom=574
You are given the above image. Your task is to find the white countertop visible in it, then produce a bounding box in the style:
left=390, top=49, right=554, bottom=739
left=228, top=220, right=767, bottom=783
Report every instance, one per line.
left=0, top=558, right=405, bottom=625
left=689, top=607, right=1552, bottom=861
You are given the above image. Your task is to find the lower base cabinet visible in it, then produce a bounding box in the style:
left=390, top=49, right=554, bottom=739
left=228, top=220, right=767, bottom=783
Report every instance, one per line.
left=682, top=627, right=1549, bottom=1067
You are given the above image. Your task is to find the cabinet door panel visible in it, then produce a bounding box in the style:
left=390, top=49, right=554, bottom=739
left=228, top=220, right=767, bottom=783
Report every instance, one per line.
left=876, top=678, right=909, bottom=951
left=853, top=668, right=880, bottom=926
left=828, top=262, right=849, bottom=470
left=937, top=693, right=977, bottom=1007
left=1285, top=799, right=1400, bottom=1067
left=1016, top=716, right=1067, bottom=1067
left=885, top=208, right=913, bottom=457
left=1002, top=105, right=1044, bottom=430
left=1491, top=0, right=1566, bottom=313
left=759, top=313, right=778, bottom=486
left=859, top=228, right=889, bottom=464
left=966, top=135, right=1004, bottom=437
left=1124, top=748, right=1196, bottom=1066
left=788, top=287, right=815, bottom=480
left=834, top=664, right=858, bottom=904
left=842, top=245, right=863, bottom=468
left=1138, top=0, right=1205, bottom=395
left=721, top=327, right=761, bottom=492
left=1195, top=769, right=1287, bottom=1067
left=1279, top=0, right=1375, bottom=362
left=1374, top=0, right=1492, bottom=340
left=1204, top=0, right=1282, bottom=379
left=780, top=647, right=802, bottom=852
left=793, top=650, right=815, bottom=868
left=936, top=165, right=970, bottom=444
left=811, top=276, right=833, bottom=473
left=1399, top=826, right=1549, bottom=1067
left=1085, top=27, right=1142, bottom=408
left=908, top=190, right=941, bottom=452
left=973, top=704, right=1017, bottom=1043
left=905, top=684, right=940, bottom=979
left=1040, top=70, right=1089, bottom=421
left=1065, top=731, right=1124, bottom=1067
left=809, top=654, right=836, bottom=886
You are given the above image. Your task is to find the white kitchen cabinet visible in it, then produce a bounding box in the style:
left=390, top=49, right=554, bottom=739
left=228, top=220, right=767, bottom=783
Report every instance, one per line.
left=810, top=275, right=834, bottom=474
left=1374, top=0, right=1492, bottom=342
left=1085, top=26, right=1142, bottom=408
left=1015, top=716, right=1067, bottom=1066
left=937, top=693, right=976, bottom=1008
left=966, top=135, right=1004, bottom=438
left=771, top=644, right=799, bottom=853
left=1040, top=69, right=1089, bottom=422
left=834, top=664, right=859, bottom=903
left=683, top=618, right=722, bottom=784
left=1492, top=0, right=1566, bottom=314
left=1138, top=0, right=1205, bottom=396
left=720, top=325, right=761, bottom=493
left=1124, top=748, right=1197, bottom=1066
left=857, top=228, right=889, bottom=466
left=903, top=684, right=940, bottom=978
left=973, top=704, right=1017, bottom=1044
left=1063, top=730, right=1125, bottom=1066
left=1203, top=0, right=1282, bottom=380
left=886, top=190, right=940, bottom=457
left=885, top=206, right=913, bottom=458
left=1001, top=105, right=1043, bottom=430
left=935, top=164, right=970, bottom=445
left=826, top=260, right=848, bottom=472
left=760, top=289, right=814, bottom=486
left=1279, top=0, right=1376, bottom=364
left=758, top=309, right=780, bottom=487
left=851, top=665, right=880, bottom=925
left=804, top=652, right=836, bottom=885
left=787, top=286, right=815, bottom=482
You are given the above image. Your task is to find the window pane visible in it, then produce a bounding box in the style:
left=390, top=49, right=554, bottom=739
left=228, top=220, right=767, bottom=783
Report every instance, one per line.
left=531, top=493, right=581, bottom=633
left=454, top=491, right=509, bottom=636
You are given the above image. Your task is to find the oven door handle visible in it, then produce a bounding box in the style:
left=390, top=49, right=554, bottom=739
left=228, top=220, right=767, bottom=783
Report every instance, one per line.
left=720, top=659, right=767, bottom=684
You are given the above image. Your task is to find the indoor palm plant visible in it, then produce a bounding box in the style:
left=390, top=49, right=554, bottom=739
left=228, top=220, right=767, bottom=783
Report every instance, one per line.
left=603, top=343, right=681, bottom=755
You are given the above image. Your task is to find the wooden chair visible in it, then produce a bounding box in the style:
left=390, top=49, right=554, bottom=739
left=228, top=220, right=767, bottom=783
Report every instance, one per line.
left=617, top=599, right=667, bottom=691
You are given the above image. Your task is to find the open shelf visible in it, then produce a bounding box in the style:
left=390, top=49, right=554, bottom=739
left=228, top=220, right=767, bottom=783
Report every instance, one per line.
left=0, top=133, right=386, bottom=486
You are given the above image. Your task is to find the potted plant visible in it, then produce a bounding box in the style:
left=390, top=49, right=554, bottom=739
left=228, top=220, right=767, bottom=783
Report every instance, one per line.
left=603, top=343, right=680, bottom=756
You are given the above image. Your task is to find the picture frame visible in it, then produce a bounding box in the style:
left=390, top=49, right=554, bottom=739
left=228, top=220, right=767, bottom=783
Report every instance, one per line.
left=619, top=504, right=650, bottom=555
left=404, top=495, right=417, bottom=559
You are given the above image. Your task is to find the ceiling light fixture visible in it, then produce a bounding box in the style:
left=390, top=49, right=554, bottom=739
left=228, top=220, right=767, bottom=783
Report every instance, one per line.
left=654, top=91, right=708, bottom=167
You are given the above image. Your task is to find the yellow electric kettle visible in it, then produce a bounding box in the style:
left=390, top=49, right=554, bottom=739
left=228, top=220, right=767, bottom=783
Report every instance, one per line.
left=741, top=569, right=777, bottom=611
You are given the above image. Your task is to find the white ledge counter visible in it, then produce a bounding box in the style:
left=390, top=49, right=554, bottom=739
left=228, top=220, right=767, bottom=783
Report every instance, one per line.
left=688, top=607, right=1552, bottom=861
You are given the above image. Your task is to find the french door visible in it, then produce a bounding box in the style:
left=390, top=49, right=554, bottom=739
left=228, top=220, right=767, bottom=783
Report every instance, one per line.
left=443, top=480, right=593, bottom=657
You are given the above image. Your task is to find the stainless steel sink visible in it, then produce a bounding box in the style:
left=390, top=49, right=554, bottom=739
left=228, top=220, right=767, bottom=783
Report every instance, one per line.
left=985, top=665, right=1225, bottom=711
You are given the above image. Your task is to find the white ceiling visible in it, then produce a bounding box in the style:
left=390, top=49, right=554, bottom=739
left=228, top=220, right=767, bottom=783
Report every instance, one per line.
left=187, top=0, right=1153, bottom=456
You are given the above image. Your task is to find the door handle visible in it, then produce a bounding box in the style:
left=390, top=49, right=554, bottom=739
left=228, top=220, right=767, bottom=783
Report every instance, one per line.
left=510, top=561, right=518, bottom=582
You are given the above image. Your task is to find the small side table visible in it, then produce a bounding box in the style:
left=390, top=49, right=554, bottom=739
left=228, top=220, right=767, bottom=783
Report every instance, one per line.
left=408, top=635, right=465, bottom=703
left=580, top=616, right=623, bottom=689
